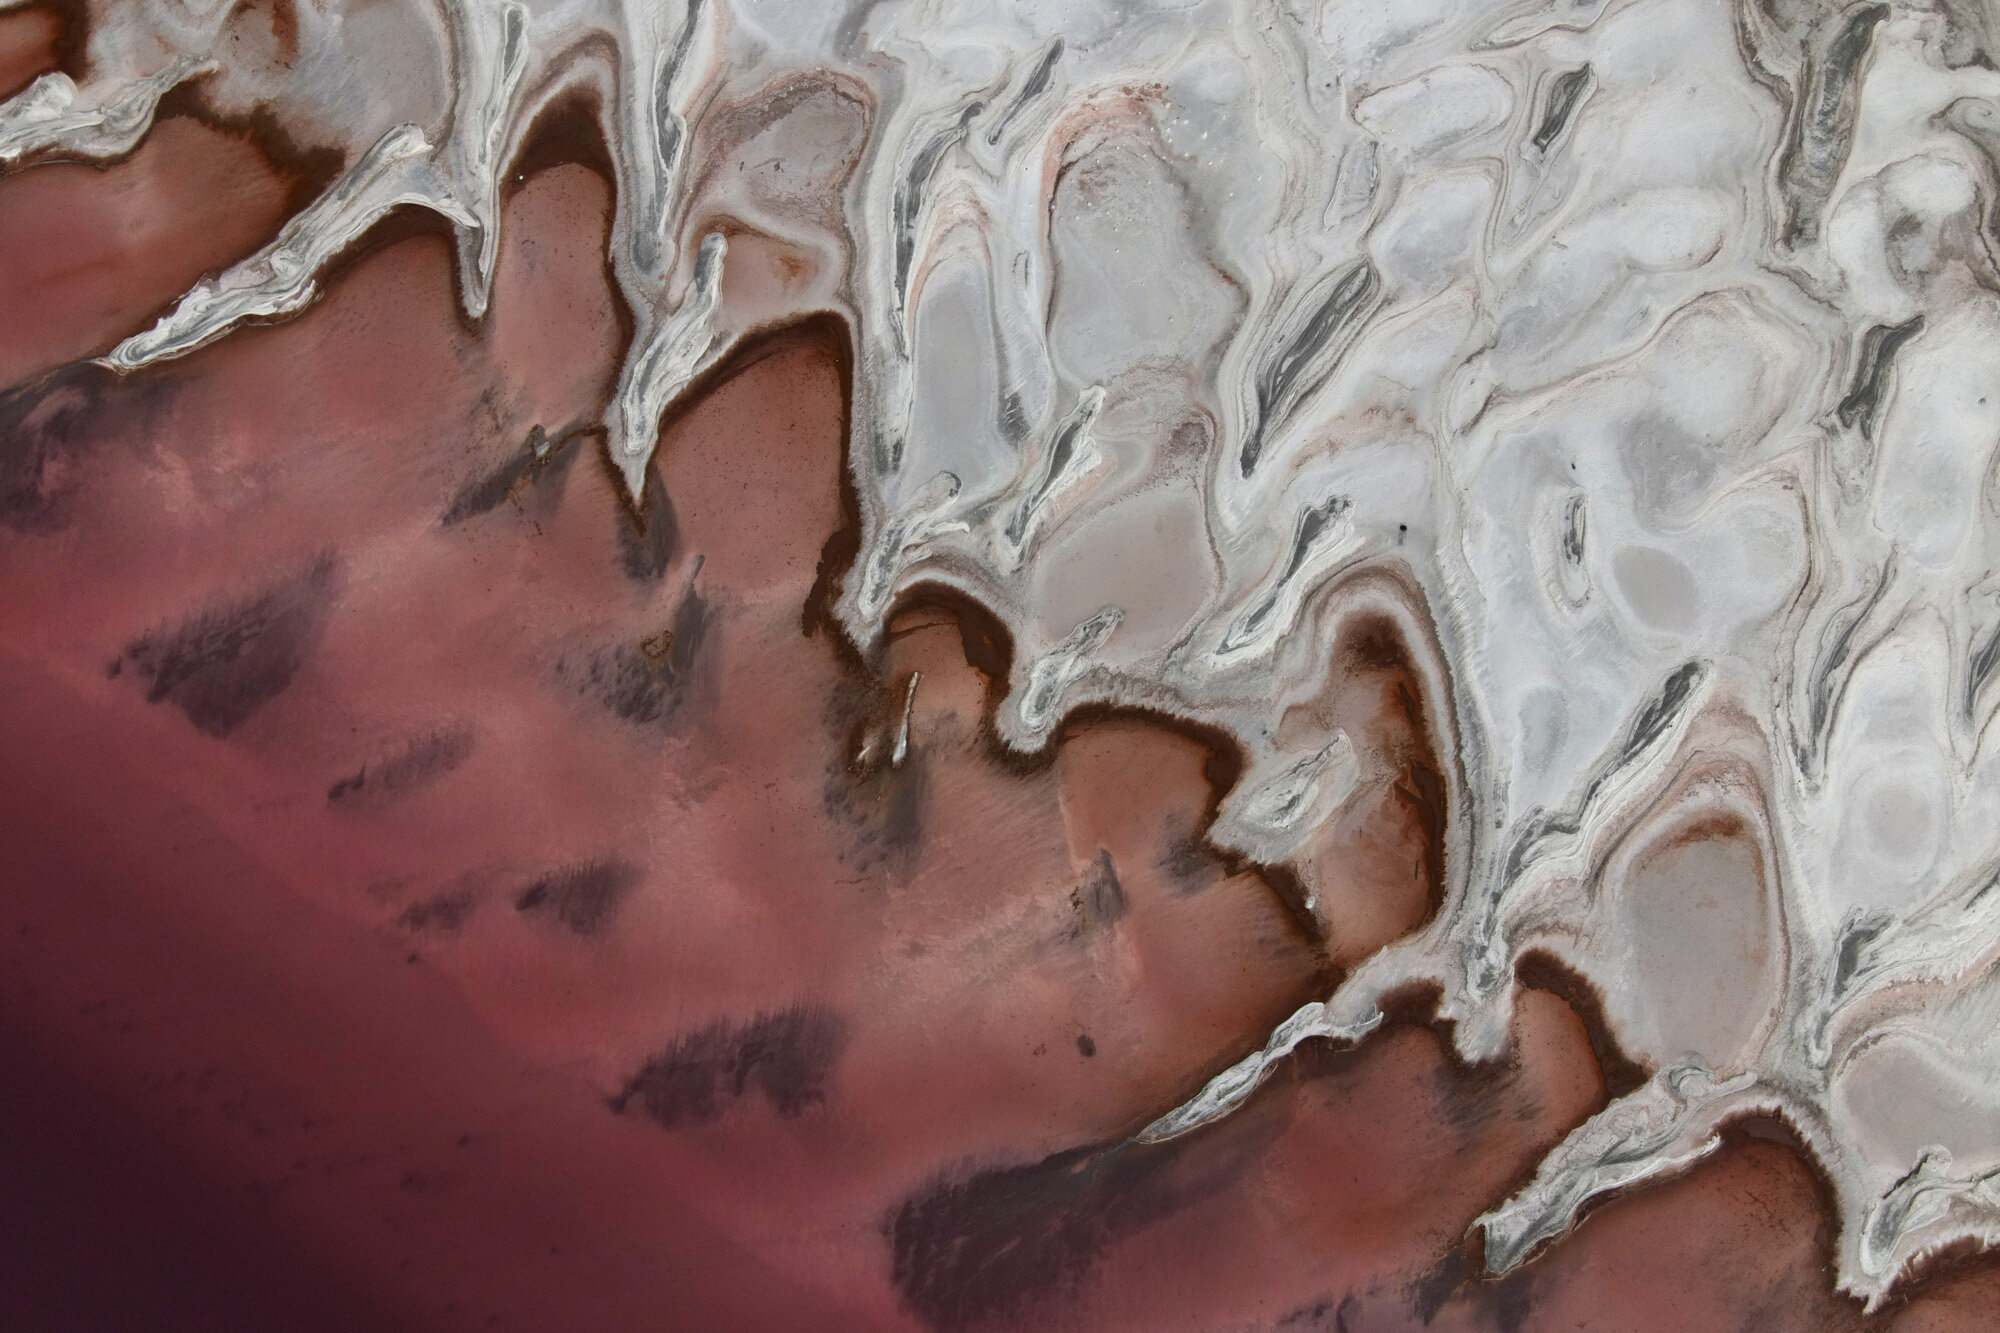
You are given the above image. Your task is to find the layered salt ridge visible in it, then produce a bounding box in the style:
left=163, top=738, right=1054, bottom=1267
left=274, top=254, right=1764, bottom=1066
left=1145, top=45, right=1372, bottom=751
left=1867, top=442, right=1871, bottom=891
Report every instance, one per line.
left=8, top=0, right=2000, bottom=1305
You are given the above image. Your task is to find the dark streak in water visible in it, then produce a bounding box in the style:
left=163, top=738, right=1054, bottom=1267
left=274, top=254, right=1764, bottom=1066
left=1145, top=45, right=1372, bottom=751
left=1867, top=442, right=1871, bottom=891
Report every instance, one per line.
left=616, top=464, right=680, bottom=583
left=113, top=557, right=337, bottom=737
left=1158, top=826, right=1215, bottom=895
left=1800, top=562, right=1891, bottom=778
left=1408, top=1245, right=1478, bottom=1323
left=1612, top=659, right=1705, bottom=775
left=442, top=442, right=538, bottom=525
left=610, top=1007, right=846, bottom=1127
left=1241, top=260, right=1378, bottom=476
left=818, top=654, right=939, bottom=876
left=327, top=722, right=475, bottom=804
left=398, top=886, right=479, bottom=933
left=893, top=103, right=983, bottom=343
left=1497, top=660, right=1704, bottom=891
left=1835, top=315, right=1923, bottom=439
left=1966, top=618, right=2000, bottom=721
left=1399, top=757, right=1449, bottom=917
left=1223, top=495, right=1352, bottom=648
left=1068, top=849, right=1127, bottom=936
left=1531, top=65, right=1592, bottom=152
left=1561, top=493, right=1587, bottom=567
left=887, top=1127, right=1257, bottom=1332
left=1407, top=1241, right=1537, bottom=1333
left=1273, top=1292, right=1359, bottom=1330
left=822, top=732, right=928, bottom=876
left=439, top=422, right=590, bottom=525
left=1782, top=5, right=1889, bottom=244
left=1005, top=391, right=1098, bottom=546
left=984, top=38, right=1063, bottom=147
left=513, top=860, right=641, bottom=937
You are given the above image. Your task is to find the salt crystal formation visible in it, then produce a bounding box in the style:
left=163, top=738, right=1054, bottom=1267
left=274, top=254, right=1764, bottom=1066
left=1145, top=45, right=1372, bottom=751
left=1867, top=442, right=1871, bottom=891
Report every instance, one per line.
left=9, top=0, right=2000, bottom=1305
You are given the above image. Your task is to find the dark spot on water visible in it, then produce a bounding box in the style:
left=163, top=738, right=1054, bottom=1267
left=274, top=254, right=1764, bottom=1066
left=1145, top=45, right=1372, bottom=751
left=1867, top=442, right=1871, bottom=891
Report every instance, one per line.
left=113, top=557, right=336, bottom=737
left=1407, top=1245, right=1537, bottom=1332
left=327, top=722, right=475, bottom=804
left=1158, top=827, right=1215, bottom=894
left=1068, top=849, right=1126, bottom=936
left=1488, top=1270, right=1536, bottom=1333
left=610, top=1007, right=846, bottom=1128
left=1275, top=1292, right=1358, bottom=1330
left=823, top=748, right=928, bottom=877
left=559, top=577, right=709, bottom=727
left=1408, top=1244, right=1476, bottom=1322
left=513, top=860, right=641, bottom=937
left=820, top=673, right=930, bottom=877
left=951, top=596, right=1013, bottom=681
left=396, top=1169, right=462, bottom=1195
left=0, top=365, right=179, bottom=534
left=397, top=888, right=478, bottom=934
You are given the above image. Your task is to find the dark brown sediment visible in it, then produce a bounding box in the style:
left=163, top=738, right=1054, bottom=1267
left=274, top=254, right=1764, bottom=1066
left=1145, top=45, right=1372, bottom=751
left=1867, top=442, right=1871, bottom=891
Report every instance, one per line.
left=1513, top=949, right=1652, bottom=1101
